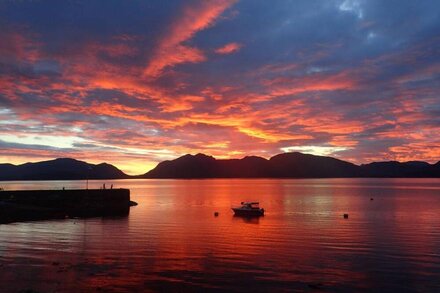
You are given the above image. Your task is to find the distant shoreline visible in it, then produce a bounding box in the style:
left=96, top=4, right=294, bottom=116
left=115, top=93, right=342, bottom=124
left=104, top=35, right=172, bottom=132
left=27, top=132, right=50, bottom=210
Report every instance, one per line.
left=1, top=152, right=439, bottom=181
left=1, top=177, right=440, bottom=183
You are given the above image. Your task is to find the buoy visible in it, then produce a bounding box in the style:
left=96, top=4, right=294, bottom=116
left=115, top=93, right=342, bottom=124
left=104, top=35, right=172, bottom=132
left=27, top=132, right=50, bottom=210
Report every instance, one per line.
left=214, top=212, right=219, bottom=217
left=343, top=213, right=349, bottom=219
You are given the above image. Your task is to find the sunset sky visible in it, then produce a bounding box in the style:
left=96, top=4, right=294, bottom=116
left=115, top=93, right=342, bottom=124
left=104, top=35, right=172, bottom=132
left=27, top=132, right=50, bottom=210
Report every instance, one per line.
left=1, top=0, right=439, bottom=175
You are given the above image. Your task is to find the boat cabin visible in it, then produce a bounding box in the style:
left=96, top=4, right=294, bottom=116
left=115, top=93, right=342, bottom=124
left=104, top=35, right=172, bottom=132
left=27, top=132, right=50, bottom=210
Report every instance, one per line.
left=240, top=202, right=261, bottom=209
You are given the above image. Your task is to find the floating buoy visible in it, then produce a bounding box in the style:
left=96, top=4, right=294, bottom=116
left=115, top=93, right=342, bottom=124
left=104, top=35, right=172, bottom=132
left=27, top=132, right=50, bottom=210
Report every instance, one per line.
left=214, top=212, right=219, bottom=217
left=343, top=213, right=349, bottom=219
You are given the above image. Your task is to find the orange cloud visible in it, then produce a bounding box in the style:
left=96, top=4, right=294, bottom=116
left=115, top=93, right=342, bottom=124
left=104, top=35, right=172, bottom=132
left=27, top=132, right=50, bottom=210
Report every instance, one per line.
left=215, top=42, right=242, bottom=54
left=265, top=71, right=357, bottom=97
left=329, top=136, right=359, bottom=147
left=161, top=95, right=206, bottom=112
left=144, top=0, right=237, bottom=77
left=0, top=32, right=41, bottom=62
left=388, top=142, right=440, bottom=163
left=176, top=112, right=312, bottom=142
left=89, top=42, right=138, bottom=58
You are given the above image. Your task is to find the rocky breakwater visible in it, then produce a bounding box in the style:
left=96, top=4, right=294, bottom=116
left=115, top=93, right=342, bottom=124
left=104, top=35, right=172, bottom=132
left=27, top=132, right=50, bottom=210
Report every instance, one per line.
left=0, top=188, right=137, bottom=224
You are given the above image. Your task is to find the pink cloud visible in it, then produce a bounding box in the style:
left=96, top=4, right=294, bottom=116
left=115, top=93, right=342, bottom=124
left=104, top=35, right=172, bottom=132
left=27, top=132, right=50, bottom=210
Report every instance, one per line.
left=144, top=0, right=237, bottom=77
left=215, top=42, right=242, bottom=54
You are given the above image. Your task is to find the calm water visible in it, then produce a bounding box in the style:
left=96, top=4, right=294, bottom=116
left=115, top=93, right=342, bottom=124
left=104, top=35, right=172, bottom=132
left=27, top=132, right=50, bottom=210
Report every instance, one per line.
left=1, top=178, right=440, bottom=292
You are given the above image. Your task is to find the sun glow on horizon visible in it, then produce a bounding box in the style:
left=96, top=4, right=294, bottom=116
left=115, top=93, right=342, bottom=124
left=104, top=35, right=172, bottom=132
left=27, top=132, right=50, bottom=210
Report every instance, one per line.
left=280, top=146, right=351, bottom=157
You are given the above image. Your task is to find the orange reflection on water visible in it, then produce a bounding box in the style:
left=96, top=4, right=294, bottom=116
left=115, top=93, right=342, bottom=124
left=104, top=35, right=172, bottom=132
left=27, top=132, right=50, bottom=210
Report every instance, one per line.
left=1, top=178, right=440, bottom=291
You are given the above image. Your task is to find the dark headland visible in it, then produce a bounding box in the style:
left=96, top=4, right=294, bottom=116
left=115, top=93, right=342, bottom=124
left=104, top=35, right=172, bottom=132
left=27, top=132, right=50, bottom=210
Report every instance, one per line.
left=0, top=153, right=439, bottom=181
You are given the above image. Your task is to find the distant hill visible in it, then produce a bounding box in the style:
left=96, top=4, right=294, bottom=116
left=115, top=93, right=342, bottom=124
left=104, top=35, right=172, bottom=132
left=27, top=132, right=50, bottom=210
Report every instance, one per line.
left=268, top=152, right=361, bottom=178
left=1, top=153, right=439, bottom=181
left=143, top=152, right=440, bottom=178
left=144, top=154, right=270, bottom=178
left=360, top=161, right=439, bottom=178
left=0, top=158, right=129, bottom=181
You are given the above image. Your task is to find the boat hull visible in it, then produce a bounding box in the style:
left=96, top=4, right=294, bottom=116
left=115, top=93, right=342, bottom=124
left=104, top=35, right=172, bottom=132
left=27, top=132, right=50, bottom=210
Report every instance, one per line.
left=232, top=208, right=264, bottom=217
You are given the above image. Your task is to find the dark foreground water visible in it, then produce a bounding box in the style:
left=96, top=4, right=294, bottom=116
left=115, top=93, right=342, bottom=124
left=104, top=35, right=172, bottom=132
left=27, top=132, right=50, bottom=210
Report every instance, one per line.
left=0, top=178, right=440, bottom=292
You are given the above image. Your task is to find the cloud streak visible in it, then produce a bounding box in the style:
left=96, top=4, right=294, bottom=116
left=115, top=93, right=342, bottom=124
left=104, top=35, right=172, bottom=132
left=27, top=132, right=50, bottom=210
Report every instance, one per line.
left=143, top=0, right=237, bottom=77
left=215, top=42, right=242, bottom=54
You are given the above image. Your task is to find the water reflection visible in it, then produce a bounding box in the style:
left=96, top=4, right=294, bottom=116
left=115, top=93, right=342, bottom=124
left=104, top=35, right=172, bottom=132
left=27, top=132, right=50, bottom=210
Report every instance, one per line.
left=232, top=215, right=261, bottom=224
left=0, top=178, right=439, bottom=292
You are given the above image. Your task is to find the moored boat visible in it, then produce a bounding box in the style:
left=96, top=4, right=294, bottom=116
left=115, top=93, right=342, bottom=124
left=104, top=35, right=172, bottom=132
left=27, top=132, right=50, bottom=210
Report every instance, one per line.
left=232, top=201, right=264, bottom=217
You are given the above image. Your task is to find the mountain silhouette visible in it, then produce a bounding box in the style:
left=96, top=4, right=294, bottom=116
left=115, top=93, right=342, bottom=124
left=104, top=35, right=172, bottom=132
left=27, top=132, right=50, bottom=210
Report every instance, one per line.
left=145, top=154, right=270, bottom=178
left=145, top=153, right=217, bottom=178
left=0, top=158, right=128, bottom=181
left=360, top=161, right=439, bottom=177
left=268, top=152, right=360, bottom=177
left=1, top=153, right=439, bottom=180
left=143, top=152, right=440, bottom=178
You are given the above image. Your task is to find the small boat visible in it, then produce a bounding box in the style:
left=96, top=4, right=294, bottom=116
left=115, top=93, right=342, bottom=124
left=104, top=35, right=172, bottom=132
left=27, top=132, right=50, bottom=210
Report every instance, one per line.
left=232, top=202, right=264, bottom=217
